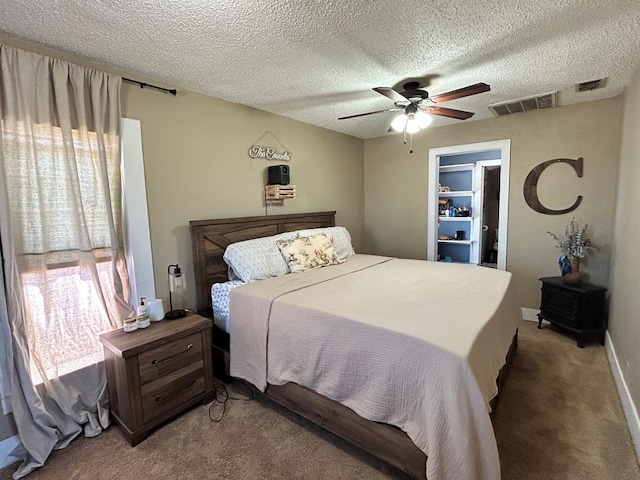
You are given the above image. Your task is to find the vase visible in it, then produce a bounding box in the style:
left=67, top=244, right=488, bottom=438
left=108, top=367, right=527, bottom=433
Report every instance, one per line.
left=563, top=257, right=582, bottom=284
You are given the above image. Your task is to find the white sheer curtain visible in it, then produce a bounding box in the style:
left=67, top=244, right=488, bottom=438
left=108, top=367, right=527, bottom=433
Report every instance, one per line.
left=0, top=44, right=134, bottom=478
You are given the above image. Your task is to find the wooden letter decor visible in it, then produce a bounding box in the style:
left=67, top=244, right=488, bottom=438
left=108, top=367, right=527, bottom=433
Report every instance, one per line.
left=523, top=157, right=583, bottom=215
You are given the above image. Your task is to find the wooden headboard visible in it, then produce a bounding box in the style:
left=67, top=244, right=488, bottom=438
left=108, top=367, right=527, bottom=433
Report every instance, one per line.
left=189, top=211, right=336, bottom=318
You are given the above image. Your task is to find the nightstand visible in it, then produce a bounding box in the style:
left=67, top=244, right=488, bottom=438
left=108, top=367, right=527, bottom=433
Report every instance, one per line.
left=99, top=313, right=214, bottom=445
left=537, top=277, right=607, bottom=348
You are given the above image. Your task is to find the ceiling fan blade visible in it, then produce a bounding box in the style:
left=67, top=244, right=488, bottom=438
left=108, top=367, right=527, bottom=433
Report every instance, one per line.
left=430, top=83, right=490, bottom=104
left=338, top=108, right=401, bottom=120
left=429, top=107, right=475, bottom=120
left=373, top=87, right=409, bottom=103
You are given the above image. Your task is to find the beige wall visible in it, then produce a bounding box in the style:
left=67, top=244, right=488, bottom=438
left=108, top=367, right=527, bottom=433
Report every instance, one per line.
left=609, top=63, right=640, bottom=419
left=121, top=86, right=364, bottom=309
left=364, top=98, right=623, bottom=308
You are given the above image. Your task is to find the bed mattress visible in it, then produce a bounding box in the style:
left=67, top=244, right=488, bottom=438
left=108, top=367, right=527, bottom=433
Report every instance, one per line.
left=211, top=280, right=244, bottom=333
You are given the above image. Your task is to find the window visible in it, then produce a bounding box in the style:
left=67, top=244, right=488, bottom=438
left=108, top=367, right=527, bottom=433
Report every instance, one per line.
left=21, top=261, right=117, bottom=383
left=2, top=120, right=126, bottom=384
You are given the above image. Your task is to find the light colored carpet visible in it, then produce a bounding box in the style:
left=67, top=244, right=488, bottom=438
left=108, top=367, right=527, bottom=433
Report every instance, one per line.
left=1, top=320, right=639, bottom=479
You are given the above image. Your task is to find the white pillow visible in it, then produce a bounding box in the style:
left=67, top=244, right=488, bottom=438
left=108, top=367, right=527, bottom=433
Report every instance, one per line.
left=223, top=231, right=299, bottom=283
left=293, top=226, right=355, bottom=261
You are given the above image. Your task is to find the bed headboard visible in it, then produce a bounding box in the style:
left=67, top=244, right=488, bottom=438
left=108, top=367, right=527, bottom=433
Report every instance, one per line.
left=189, top=211, right=336, bottom=317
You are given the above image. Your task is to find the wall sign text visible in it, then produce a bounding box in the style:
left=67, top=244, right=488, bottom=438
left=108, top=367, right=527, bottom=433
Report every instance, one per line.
left=248, top=145, right=291, bottom=161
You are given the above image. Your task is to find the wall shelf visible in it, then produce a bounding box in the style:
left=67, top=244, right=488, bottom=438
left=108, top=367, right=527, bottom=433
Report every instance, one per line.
left=265, top=184, right=296, bottom=201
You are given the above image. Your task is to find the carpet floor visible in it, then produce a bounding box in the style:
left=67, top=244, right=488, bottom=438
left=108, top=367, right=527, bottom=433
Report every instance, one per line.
left=1, top=320, right=639, bottom=479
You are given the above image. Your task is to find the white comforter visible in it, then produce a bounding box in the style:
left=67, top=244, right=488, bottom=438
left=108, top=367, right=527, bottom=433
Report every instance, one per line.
left=230, top=254, right=521, bottom=480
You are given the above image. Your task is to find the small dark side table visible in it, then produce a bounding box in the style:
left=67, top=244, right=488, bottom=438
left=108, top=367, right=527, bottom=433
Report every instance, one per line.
left=537, top=276, right=607, bottom=348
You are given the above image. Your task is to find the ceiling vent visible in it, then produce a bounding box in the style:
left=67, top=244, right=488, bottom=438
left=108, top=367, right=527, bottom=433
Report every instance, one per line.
left=488, top=91, right=558, bottom=117
left=576, top=78, right=607, bottom=92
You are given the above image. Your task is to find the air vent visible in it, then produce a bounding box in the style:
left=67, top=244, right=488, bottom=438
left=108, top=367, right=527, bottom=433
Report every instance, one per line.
left=576, top=78, right=607, bottom=92
left=488, top=91, right=558, bottom=117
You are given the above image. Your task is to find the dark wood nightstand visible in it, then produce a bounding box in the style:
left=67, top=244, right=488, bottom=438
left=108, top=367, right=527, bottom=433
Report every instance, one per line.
left=537, top=277, right=607, bottom=348
left=99, top=313, right=214, bottom=445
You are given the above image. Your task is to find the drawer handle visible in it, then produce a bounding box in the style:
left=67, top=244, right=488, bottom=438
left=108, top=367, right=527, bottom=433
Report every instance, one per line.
left=155, top=379, right=196, bottom=403
left=151, top=343, right=193, bottom=365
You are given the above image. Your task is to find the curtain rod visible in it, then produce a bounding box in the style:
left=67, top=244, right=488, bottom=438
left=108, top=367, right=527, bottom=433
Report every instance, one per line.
left=122, top=77, right=177, bottom=96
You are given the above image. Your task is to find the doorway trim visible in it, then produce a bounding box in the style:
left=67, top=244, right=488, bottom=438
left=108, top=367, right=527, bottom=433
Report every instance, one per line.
left=427, top=139, right=511, bottom=270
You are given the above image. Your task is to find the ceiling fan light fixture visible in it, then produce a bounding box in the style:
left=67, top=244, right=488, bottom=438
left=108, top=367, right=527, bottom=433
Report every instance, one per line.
left=405, top=115, right=421, bottom=134
left=391, top=114, right=408, bottom=132
left=415, top=111, right=433, bottom=129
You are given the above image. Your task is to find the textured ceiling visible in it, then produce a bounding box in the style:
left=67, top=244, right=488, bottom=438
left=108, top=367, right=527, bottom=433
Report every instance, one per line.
left=1, top=0, right=639, bottom=139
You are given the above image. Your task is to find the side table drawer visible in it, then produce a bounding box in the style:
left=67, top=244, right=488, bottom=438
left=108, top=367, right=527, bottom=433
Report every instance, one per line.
left=141, top=360, right=205, bottom=424
left=138, top=332, right=203, bottom=385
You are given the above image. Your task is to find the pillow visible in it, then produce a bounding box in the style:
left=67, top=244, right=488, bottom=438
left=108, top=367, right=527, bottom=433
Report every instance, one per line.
left=276, top=233, right=342, bottom=273
left=223, top=231, right=299, bottom=283
left=293, top=226, right=355, bottom=261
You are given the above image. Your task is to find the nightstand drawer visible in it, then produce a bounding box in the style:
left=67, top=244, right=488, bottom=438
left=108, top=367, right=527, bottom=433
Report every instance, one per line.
left=141, top=360, right=205, bottom=424
left=138, top=332, right=203, bottom=385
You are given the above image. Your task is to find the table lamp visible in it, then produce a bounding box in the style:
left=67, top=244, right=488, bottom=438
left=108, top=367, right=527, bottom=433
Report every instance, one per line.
left=166, top=264, right=187, bottom=320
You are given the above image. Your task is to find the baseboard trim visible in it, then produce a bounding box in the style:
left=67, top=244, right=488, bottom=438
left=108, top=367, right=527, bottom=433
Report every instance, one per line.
left=0, top=434, right=19, bottom=470
left=605, top=331, right=640, bottom=463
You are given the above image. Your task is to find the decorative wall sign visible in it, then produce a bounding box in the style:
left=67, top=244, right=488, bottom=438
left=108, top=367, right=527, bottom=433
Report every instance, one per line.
left=248, top=145, right=291, bottom=161
left=248, top=131, right=292, bottom=161
left=523, top=157, right=583, bottom=215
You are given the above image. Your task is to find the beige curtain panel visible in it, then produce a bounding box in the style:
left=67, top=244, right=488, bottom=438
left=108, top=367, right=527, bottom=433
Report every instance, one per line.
left=0, top=44, right=133, bottom=478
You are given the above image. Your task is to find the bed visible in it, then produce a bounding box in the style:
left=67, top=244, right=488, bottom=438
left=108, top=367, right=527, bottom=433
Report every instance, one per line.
left=190, top=211, right=519, bottom=480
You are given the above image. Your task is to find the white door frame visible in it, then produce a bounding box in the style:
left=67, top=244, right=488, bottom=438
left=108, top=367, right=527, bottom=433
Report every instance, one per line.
left=427, top=139, right=511, bottom=270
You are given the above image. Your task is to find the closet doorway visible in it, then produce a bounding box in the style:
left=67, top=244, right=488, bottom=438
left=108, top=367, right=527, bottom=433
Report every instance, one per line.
left=427, top=139, right=511, bottom=270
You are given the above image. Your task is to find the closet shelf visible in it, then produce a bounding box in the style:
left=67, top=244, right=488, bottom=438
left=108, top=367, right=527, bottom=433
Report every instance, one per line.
left=438, top=190, right=474, bottom=197
left=438, top=217, right=473, bottom=222
left=439, top=163, right=475, bottom=172
left=438, top=240, right=475, bottom=245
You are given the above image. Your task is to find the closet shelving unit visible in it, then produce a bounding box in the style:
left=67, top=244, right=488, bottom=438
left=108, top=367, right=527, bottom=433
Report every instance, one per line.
left=437, top=163, right=479, bottom=264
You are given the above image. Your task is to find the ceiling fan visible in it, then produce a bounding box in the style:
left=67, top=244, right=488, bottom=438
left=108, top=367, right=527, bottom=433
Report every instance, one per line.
left=339, top=81, right=491, bottom=134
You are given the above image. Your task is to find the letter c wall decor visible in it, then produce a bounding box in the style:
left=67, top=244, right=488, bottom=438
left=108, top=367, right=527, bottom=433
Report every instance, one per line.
left=523, top=157, right=584, bottom=215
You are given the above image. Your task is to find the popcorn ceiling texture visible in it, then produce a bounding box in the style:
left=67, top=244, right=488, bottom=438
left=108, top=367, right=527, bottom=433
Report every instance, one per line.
left=0, top=0, right=639, bottom=139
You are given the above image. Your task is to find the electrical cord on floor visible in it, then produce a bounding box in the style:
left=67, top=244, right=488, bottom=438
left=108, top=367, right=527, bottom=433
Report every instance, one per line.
left=207, top=379, right=254, bottom=423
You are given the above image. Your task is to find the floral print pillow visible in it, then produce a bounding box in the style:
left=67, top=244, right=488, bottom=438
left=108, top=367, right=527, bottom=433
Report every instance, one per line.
left=276, top=233, right=343, bottom=273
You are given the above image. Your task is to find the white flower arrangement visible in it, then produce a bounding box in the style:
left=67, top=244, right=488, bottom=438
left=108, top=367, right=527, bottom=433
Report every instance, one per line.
left=547, top=219, right=595, bottom=259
